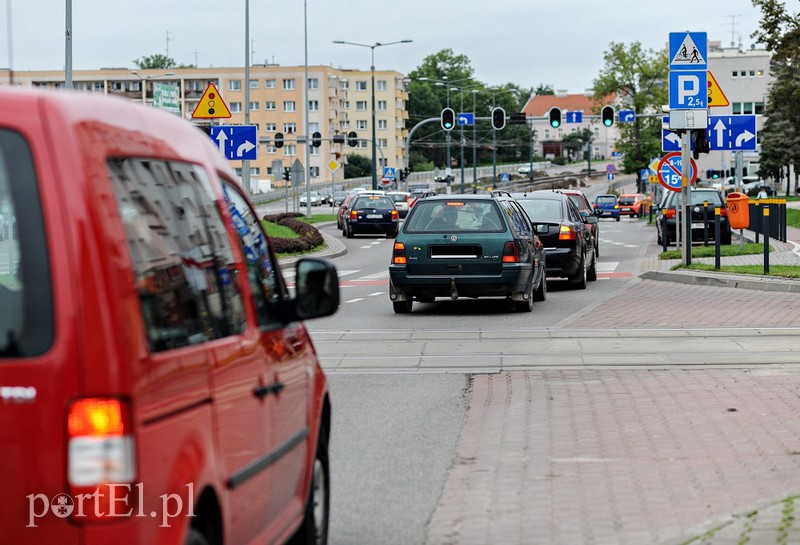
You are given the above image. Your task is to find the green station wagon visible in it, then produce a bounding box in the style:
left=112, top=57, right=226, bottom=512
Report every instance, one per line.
left=389, top=193, right=546, bottom=313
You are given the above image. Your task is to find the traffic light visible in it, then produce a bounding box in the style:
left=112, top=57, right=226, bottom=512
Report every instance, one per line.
left=601, top=106, right=614, bottom=127
left=491, top=107, right=506, bottom=130
left=690, top=129, right=709, bottom=159
left=282, top=167, right=291, bottom=183
left=440, top=107, right=455, bottom=131
left=548, top=107, right=561, bottom=128
left=312, top=131, right=322, bottom=148
left=347, top=131, right=358, bottom=147
left=274, top=132, right=284, bottom=148
left=399, top=168, right=407, bottom=182
left=707, top=170, right=720, bottom=180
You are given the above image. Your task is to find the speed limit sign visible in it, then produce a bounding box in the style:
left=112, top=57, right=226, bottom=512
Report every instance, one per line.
left=657, top=152, right=697, bottom=192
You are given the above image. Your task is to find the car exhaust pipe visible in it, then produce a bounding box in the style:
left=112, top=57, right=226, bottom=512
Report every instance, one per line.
left=450, top=278, right=458, bottom=300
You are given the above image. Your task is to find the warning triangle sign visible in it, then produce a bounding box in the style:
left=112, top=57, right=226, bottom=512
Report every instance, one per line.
left=191, top=82, right=232, bottom=119
left=671, top=34, right=706, bottom=66
left=707, top=71, right=729, bottom=107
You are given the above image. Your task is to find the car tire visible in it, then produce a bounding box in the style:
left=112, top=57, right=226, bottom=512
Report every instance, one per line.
left=587, top=252, right=597, bottom=282
left=515, top=277, right=534, bottom=313
left=288, top=431, right=330, bottom=545
left=615, top=215, right=620, bottom=222
left=595, top=242, right=600, bottom=258
left=184, top=529, right=210, bottom=545
left=533, top=272, right=547, bottom=302
left=570, top=255, right=587, bottom=290
left=393, top=300, right=412, bottom=314
left=346, top=224, right=354, bottom=239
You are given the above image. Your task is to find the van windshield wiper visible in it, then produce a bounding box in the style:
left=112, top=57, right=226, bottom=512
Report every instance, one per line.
left=0, top=329, right=21, bottom=356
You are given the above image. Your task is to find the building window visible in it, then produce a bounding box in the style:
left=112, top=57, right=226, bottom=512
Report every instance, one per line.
left=545, top=129, right=550, bottom=139
left=755, top=102, right=765, bottom=115
left=732, top=102, right=741, bottom=114
left=249, top=102, right=259, bottom=111
left=310, top=146, right=320, bottom=156
left=265, top=123, right=276, bottom=132
left=377, top=80, right=387, bottom=91
left=249, top=79, right=259, bottom=89
left=230, top=102, right=242, bottom=113
left=732, top=71, right=738, bottom=78
left=358, top=141, right=368, bottom=149
left=377, top=100, right=387, bottom=110
left=308, top=78, right=319, bottom=89
left=342, top=120, right=350, bottom=129
left=308, top=100, right=319, bottom=111
left=378, top=139, right=388, bottom=148
left=742, top=103, right=753, bottom=115
left=356, top=81, right=368, bottom=91
left=356, top=101, right=368, bottom=111
left=285, top=144, right=296, bottom=156
left=749, top=70, right=756, bottom=77
left=250, top=167, right=260, bottom=176
left=341, top=80, right=349, bottom=90
left=309, top=122, right=320, bottom=133
left=342, top=100, right=350, bottom=109
left=594, top=127, right=600, bottom=138
left=378, top=119, right=388, bottom=130
left=310, top=166, right=320, bottom=178
left=265, top=101, right=276, bottom=110
left=284, top=101, right=296, bottom=112
left=265, top=79, right=276, bottom=88
left=229, top=80, right=242, bottom=91
left=283, top=123, right=297, bottom=134
left=266, top=144, right=277, bottom=154
left=357, top=120, right=368, bottom=130
left=283, top=79, right=295, bottom=90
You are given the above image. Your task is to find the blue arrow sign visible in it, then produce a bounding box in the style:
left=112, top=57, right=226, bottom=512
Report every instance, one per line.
left=457, top=112, right=474, bottom=126
left=565, top=111, right=583, bottom=124
left=669, top=70, right=708, bottom=109
left=662, top=115, right=757, bottom=152
left=669, top=32, right=708, bottom=71
left=708, top=115, right=757, bottom=151
left=210, top=125, right=258, bottom=160
left=619, top=110, right=636, bottom=123
left=383, top=167, right=396, bottom=180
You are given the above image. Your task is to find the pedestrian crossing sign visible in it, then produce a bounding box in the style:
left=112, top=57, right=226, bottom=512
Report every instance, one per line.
left=669, top=32, right=707, bottom=70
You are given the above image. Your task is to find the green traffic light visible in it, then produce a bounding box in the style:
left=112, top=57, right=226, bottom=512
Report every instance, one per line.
left=444, top=122, right=453, bottom=129
left=551, top=121, right=560, bottom=128
left=603, top=119, right=613, bottom=127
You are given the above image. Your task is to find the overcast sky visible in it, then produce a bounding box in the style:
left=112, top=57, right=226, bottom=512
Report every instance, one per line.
left=3, top=0, right=768, bottom=93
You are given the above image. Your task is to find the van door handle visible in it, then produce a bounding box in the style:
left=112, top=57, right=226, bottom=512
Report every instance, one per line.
left=253, top=381, right=285, bottom=399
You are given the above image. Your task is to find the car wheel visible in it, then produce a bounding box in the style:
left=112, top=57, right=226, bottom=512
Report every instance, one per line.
left=533, top=272, right=547, bottom=302
left=346, top=224, right=354, bottom=239
left=288, top=431, right=330, bottom=545
left=393, top=300, right=412, bottom=314
left=341, top=224, right=347, bottom=237
left=587, top=252, right=597, bottom=282
left=570, top=255, right=587, bottom=290
left=615, top=215, right=620, bottom=222
left=595, top=241, right=600, bottom=258
left=515, top=277, right=534, bottom=312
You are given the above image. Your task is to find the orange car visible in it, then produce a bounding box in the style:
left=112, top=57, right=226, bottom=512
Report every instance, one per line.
left=617, top=193, right=652, bottom=217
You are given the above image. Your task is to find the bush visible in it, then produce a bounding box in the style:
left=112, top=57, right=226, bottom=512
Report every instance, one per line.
left=262, top=212, right=324, bottom=253
left=551, top=156, right=567, bottom=166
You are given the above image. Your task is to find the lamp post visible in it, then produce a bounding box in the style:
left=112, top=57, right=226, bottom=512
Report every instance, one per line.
left=333, top=39, right=413, bottom=190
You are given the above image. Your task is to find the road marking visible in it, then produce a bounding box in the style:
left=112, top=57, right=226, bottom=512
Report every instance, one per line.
left=368, top=292, right=384, bottom=297
left=360, top=245, right=372, bottom=249
left=345, top=298, right=364, bottom=304
left=359, top=271, right=389, bottom=280
left=371, top=241, right=383, bottom=245
left=624, top=244, right=638, bottom=248
left=596, top=261, right=619, bottom=273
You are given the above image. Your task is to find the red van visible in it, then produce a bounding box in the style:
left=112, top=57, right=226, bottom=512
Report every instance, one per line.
left=0, top=87, right=337, bottom=545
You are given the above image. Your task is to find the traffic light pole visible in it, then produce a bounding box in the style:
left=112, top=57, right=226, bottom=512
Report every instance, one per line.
left=460, top=124, right=465, bottom=193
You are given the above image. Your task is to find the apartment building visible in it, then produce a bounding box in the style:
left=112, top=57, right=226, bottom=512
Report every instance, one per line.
left=0, top=65, right=410, bottom=191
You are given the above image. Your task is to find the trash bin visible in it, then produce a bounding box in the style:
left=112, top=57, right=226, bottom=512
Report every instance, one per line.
left=726, top=192, right=749, bottom=230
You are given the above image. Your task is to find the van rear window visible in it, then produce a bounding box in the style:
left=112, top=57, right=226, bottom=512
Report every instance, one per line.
left=0, top=130, right=53, bottom=358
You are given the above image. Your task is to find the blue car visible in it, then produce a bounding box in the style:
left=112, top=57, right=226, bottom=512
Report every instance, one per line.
left=593, top=194, right=620, bottom=221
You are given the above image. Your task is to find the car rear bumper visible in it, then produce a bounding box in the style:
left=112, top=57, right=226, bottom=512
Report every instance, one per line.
left=595, top=208, right=620, bottom=218
left=543, top=247, right=581, bottom=278
left=389, top=264, right=532, bottom=299
left=350, top=221, right=398, bottom=234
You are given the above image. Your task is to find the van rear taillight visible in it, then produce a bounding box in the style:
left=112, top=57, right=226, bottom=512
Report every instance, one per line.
left=392, top=242, right=407, bottom=265
left=502, top=241, right=519, bottom=263
left=67, top=398, right=136, bottom=519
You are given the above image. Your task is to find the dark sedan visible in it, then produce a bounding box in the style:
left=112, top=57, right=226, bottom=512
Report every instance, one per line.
left=513, top=191, right=598, bottom=289
left=656, top=188, right=731, bottom=246
left=342, top=195, right=399, bottom=238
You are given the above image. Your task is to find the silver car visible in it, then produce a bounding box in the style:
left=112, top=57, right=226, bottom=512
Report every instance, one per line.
left=386, top=191, right=412, bottom=218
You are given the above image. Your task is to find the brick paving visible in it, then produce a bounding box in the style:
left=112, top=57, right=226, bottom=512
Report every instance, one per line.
left=426, top=370, right=800, bottom=545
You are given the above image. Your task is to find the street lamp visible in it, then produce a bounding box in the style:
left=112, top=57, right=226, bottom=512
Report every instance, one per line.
left=333, top=39, right=413, bottom=190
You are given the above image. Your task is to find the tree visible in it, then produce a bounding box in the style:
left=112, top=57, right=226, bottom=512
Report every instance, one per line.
left=133, top=54, right=176, bottom=69
left=344, top=154, right=372, bottom=179
left=562, top=129, right=594, bottom=161
left=533, top=83, right=554, bottom=96
left=592, top=42, right=668, bottom=174
left=752, top=0, right=800, bottom=194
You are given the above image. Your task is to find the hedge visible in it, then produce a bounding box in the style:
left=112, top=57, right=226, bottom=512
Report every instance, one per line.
left=263, top=212, right=324, bottom=254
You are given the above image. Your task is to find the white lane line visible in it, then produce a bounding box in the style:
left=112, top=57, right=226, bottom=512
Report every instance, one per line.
left=337, top=270, right=361, bottom=277
left=623, top=244, right=638, bottom=248
left=360, top=245, right=372, bottom=249
left=596, top=261, right=619, bottom=273
left=345, top=298, right=364, bottom=304
left=368, top=292, right=384, bottom=297
left=371, top=241, right=384, bottom=245
left=359, top=271, right=390, bottom=280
